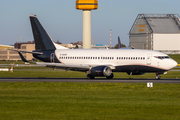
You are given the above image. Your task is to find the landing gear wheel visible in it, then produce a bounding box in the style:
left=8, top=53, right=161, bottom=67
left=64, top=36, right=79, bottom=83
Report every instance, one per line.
left=155, top=75, right=161, bottom=80
left=106, top=73, right=114, bottom=79
left=87, top=74, right=95, bottom=79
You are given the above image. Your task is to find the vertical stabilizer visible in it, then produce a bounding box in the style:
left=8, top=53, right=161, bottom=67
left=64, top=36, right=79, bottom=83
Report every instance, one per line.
left=29, top=15, right=56, bottom=51
left=118, top=36, right=122, bottom=48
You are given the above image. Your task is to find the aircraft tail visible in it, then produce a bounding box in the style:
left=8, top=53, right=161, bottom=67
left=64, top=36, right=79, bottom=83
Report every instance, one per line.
left=29, top=15, right=67, bottom=51
left=118, top=36, right=122, bottom=48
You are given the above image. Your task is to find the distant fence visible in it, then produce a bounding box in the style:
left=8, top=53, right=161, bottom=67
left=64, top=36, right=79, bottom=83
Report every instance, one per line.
left=158, top=50, right=180, bottom=54
left=0, top=68, right=9, bottom=71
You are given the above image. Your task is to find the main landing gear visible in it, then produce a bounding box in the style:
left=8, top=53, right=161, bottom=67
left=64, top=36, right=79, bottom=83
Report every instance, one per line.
left=87, top=74, right=95, bottom=79
left=87, top=73, right=114, bottom=79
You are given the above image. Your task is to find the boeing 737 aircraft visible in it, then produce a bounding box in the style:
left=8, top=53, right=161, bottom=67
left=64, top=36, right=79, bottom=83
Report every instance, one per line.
left=118, top=36, right=134, bottom=49
left=118, top=36, right=122, bottom=48
left=13, top=15, right=177, bottom=79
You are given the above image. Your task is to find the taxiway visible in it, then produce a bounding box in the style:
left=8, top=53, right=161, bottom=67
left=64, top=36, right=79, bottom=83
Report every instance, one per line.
left=0, top=78, right=180, bottom=83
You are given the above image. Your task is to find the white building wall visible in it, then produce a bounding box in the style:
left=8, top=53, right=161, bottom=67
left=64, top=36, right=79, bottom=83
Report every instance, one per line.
left=153, top=34, right=180, bottom=50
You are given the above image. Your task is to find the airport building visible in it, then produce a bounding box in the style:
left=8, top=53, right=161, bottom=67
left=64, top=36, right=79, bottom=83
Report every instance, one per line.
left=0, top=43, right=33, bottom=61
left=0, top=45, right=18, bottom=60
left=129, top=14, right=180, bottom=54
left=0, top=44, right=14, bottom=50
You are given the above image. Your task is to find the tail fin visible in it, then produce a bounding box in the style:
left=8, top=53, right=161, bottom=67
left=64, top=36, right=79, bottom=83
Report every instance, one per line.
left=118, top=36, right=122, bottom=48
left=29, top=15, right=56, bottom=51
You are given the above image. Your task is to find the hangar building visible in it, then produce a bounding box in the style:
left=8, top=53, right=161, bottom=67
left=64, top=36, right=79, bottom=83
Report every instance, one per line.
left=0, top=44, right=33, bottom=61
left=129, top=14, right=180, bottom=54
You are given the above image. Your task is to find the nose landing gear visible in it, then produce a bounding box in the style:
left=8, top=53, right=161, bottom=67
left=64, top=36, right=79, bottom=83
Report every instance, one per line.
left=155, top=72, right=161, bottom=79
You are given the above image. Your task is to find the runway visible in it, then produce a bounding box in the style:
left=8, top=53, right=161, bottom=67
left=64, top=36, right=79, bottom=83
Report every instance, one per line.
left=0, top=78, right=180, bottom=83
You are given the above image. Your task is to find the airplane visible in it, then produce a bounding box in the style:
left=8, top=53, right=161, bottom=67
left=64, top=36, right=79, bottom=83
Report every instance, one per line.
left=118, top=36, right=134, bottom=49
left=12, top=15, right=177, bottom=79
left=118, top=36, right=122, bottom=48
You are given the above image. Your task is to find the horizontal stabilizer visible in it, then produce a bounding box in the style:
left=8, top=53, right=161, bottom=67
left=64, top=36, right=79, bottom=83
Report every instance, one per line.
left=8, top=49, right=43, bottom=55
left=17, top=51, right=29, bottom=62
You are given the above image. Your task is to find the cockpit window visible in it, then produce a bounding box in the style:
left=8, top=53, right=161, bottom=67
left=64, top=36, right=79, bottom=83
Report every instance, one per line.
left=154, top=56, right=170, bottom=59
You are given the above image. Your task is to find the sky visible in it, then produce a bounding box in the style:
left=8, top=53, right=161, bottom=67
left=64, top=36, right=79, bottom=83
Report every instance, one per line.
left=1, top=0, right=180, bottom=47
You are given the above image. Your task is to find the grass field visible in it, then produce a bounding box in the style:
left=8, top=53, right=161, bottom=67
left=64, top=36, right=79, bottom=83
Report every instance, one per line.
left=0, top=82, right=180, bottom=120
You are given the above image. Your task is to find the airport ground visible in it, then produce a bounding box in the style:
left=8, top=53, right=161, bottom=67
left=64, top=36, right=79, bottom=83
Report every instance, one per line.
left=0, top=82, right=180, bottom=119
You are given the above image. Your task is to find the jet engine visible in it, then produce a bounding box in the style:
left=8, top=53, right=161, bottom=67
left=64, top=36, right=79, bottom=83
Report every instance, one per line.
left=90, top=66, right=112, bottom=77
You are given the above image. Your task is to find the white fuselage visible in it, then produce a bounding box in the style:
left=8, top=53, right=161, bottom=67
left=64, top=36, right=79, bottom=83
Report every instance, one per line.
left=54, top=49, right=177, bottom=72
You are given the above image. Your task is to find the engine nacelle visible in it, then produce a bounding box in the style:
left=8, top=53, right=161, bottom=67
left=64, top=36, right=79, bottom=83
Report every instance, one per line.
left=91, top=66, right=112, bottom=77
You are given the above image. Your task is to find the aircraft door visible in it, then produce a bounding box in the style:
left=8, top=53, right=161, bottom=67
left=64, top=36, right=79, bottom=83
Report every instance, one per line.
left=146, top=54, right=152, bottom=65
left=50, top=53, right=55, bottom=63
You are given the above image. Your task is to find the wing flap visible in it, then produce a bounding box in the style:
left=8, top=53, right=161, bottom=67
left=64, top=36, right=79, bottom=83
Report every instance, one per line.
left=36, top=62, right=90, bottom=71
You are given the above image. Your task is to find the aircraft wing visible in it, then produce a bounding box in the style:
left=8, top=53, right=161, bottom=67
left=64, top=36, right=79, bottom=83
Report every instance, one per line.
left=36, top=62, right=115, bottom=71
